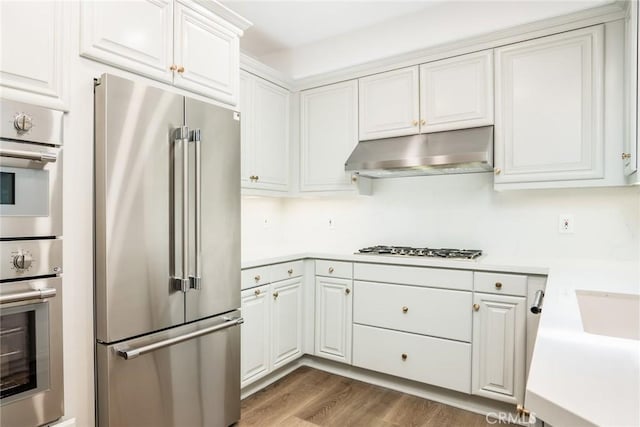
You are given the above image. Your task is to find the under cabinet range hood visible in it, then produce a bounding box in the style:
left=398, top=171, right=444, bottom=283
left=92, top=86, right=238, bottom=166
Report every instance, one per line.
left=345, top=126, right=494, bottom=178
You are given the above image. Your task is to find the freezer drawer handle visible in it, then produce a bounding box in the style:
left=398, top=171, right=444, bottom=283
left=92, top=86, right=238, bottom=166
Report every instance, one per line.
left=0, top=148, right=57, bottom=163
left=0, top=288, right=56, bottom=304
left=116, top=316, right=244, bottom=360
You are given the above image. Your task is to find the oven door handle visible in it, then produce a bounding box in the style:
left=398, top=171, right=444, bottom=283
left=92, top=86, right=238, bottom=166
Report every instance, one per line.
left=0, top=288, right=57, bottom=304
left=0, top=148, right=57, bottom=163
left=116, top=316, right=244, bottom=360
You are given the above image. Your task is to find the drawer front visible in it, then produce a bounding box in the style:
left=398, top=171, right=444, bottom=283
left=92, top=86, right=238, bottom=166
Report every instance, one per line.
left=353, top=324, right=471, bottom=394
left=354, top=263, right=472, bottom=291
left=241, top=266, right=270, bottom=290
left=474, top=272, right=527, bottom=296
left=271, top=260, right=304, bottom=282
left=315, top=260, right=352, bottom=279
left=354, top=281, right=472, bottom=342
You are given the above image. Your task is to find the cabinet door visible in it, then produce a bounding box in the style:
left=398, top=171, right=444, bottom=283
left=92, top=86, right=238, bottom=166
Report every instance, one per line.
left=251, top=78, right=290, bottom=191
left=494, top=25, right=604, bottom=185
left=420, top=50, right=493, bottom=133
left=239, top=71, right=254, bottom=188
left=271, top=278, right=303, bottom=370
left=625, top=1, right=638, bottom=176
left=472, top=293, right=526, bottom=404
left=80, top=0, right=173, bottom=83
left=300, top=81, right=358, bottom=192
left=173, top=0, right=240, bottom=105
left=2, top=0, right=68, bottom=110
left=240, top=285, right=270, bottom=387
left=315, top=277, right=352, bottom=364
left=359, top=66, right=420, bottom=141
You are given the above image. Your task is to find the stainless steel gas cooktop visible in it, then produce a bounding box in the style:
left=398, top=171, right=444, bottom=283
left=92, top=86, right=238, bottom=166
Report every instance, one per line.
left=356, top=246, right=483, bottom=260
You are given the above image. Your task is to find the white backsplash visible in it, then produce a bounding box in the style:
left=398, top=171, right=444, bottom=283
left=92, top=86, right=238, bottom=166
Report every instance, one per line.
left=242, top=173, right=640, bottom=262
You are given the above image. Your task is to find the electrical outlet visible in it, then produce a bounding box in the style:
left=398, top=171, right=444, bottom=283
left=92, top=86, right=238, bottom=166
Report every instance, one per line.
left=263, top=217, right=270, bottom=229
left=558, top=214, right=574, bottom=234
left=328, top=218, right=335, bottom=230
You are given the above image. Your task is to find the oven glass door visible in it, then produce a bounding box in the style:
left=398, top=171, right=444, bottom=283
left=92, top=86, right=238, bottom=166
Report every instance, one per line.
left=0, top=302, right=50, bottom=403
left=0, top=140, right=61, bottom=238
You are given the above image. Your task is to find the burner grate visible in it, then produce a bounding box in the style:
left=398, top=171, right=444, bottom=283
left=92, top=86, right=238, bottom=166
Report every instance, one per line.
left=356, top=245, right=482, bottom=260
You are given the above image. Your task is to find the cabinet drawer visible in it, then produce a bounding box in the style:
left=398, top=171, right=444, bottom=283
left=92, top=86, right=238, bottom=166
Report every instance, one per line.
left=354, top=263, right=472, bottom=291
left=241, top=266, right=270, bottom=290
left=353, top=324, right=471, bottom=394
left=474, top=272, right=527, bottom=296
left=315, top=260, right=352, bottom=279
left=270, top=260, right=304, bottom=282
left=354, top=281, right=472, bottom=342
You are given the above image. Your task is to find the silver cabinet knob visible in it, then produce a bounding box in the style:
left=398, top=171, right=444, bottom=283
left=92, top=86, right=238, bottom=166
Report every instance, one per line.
left=288, top=268, right=293, bottom=275
left=14, top=113, right=33, bottom=132
left=254, top=275, right=261, bottom=282
left=273, top=291, right=279, bottom=299
left=401, top=353, right=408, bottom=361
left=473, top=303, right=480, bottom=311
left=495, top=282, right=503, bottom=289
left=345, top=288, right=351, bottom=295
left=254, top=289, right=261, bottom=296
left=328, top=267, right=334, bottom=274
left=402, top=306, right=408, bottom=313
left=494, top=168, right=501, bottom=175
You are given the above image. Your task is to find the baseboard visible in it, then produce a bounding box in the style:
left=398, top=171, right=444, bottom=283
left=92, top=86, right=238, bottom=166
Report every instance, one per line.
left=241, top=355, right=534, bottom=426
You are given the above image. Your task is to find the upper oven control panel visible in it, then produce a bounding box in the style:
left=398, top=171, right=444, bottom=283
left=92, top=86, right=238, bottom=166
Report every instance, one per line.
left=0, top=239, right=62, bottom=281
left=0, top=99, right=63, bottom=146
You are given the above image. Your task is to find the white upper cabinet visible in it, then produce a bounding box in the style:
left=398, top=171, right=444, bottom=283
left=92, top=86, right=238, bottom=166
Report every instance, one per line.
left=300, top=81, right=359, bottom=192
left=173, top=0, right=239, bottom=104
left=420, top=50, right=494, bottom=133
left=80, top=0, right=250, bottom=106
left=624, top=1, right=638, bottom=176
left=240, top=71, right=290, bottom=192
left=1, top=0, right=68, bottom=110
left=358, top=66, right=420, bottom=141
left=494, top=25, right=605, bottom=185
left=472, top=293, right=526, bottom=404
left=80, top=0, right=173, bottom=83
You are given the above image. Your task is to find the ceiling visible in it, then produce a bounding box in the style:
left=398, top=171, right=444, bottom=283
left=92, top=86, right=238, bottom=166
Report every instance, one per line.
left=220, top=1, right=444, bottom=57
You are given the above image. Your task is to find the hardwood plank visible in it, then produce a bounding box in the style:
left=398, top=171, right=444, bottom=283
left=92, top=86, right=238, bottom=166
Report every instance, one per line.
left=240, top=367, right=505, bottom=426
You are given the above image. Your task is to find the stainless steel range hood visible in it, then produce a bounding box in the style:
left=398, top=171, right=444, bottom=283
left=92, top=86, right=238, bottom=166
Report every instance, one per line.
left=345, top=126, right=494, bottom=178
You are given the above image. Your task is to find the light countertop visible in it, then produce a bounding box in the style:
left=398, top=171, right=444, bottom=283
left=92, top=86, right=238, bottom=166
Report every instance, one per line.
left=242, top=252, right=640, bottom=426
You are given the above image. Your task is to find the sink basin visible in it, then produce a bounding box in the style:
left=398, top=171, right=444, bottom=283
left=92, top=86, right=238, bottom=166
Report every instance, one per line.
left=576, top=290, right=640, bottom=340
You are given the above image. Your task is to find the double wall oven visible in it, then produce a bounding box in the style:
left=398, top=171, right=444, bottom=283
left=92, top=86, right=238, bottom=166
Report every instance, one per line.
left=0, top=99, right=64, bottom=427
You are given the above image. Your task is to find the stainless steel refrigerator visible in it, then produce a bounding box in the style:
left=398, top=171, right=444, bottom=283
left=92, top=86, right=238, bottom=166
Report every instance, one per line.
left=94, top=74, right=242, bottom=427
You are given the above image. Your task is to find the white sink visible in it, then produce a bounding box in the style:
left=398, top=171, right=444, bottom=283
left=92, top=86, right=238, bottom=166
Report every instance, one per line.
left=576, top=290, right=640, bottom=340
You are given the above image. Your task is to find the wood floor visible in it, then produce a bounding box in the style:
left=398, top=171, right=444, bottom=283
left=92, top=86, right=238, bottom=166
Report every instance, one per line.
left=239, top=366, right=498, bottom=427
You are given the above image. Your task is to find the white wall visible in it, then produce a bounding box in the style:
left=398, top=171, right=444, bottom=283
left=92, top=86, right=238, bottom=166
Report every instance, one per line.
left=258, top=0, right=612, bottom=79
left=242, top=174, right=640, bottom=262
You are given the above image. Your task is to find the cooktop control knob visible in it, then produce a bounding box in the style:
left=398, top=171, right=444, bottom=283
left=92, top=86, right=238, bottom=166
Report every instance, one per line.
left=14, top=113, right=33, bottom=132
left=13, top=252, right=33, bottom=271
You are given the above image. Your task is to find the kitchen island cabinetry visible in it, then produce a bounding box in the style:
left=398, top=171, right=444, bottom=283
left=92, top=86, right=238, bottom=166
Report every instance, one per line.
left=80, top=0, right=250, bottom=106
left=240, top=71, right=290, bottom=192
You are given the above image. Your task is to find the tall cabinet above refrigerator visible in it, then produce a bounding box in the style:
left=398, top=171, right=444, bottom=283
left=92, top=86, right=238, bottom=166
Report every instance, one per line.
left=94, top=73, right=242, bottom=427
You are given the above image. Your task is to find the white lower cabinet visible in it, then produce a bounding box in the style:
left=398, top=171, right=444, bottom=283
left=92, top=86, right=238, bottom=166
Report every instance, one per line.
left=240, top=285, right=270, bottom=387
left=352, top=324, right=471, bottom=394
left=271, top=278, right=303, bottom=369
left=472, top=292, right=526, bottom=404
left=315, top=277, right=353, bottom=363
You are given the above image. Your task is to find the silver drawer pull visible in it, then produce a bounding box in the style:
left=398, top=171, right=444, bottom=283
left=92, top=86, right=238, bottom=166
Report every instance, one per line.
left=0, top=288, right=56, bottom=304
left=288, top=269, right=293, bottom=275
left=402, top=306, right=408, bottom=313
left=401, top=353, right=408, bottom=361
left=254, top=275, right=261, bottom=282
left=254, top=289, right=261, bottom=296
left=328, top=267, right=334, bottom=274
left=117, top=317, right=244, bottom=360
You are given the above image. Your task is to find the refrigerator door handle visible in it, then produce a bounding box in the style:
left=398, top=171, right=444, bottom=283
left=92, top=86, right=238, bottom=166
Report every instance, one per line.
left=116, top=316, right=244, bottom=360
left=172, top=126, right=190, bottom=292
left=189, top=129, right=202, bottom=290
